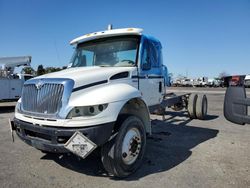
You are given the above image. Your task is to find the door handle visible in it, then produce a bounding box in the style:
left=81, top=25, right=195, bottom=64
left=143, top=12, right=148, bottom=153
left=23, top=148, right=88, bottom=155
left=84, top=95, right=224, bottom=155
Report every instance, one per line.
left=159, top=82, right=162, bottom=93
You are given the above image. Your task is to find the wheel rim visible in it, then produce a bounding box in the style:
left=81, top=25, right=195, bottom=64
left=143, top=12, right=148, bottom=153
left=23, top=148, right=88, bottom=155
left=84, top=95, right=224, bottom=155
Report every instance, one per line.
left=121, top=127, right=141, bottom=165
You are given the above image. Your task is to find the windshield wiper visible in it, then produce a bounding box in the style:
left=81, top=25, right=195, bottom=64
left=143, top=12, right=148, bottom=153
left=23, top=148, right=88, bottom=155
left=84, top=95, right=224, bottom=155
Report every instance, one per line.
left=98, top=65, right=111, bottom=67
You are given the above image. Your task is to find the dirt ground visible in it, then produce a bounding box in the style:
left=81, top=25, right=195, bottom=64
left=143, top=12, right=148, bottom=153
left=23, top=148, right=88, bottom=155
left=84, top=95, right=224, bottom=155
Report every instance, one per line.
left=0, top=87, right=249, bottom=188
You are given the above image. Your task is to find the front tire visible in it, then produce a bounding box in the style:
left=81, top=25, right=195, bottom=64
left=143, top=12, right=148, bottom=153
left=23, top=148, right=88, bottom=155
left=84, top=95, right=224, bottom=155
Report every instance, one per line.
left=101, top=115, right=146, bottom=178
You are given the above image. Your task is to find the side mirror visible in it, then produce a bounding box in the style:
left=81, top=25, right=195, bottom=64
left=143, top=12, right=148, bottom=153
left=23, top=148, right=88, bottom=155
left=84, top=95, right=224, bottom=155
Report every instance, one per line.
left=224, top=86, right=250, bottom=125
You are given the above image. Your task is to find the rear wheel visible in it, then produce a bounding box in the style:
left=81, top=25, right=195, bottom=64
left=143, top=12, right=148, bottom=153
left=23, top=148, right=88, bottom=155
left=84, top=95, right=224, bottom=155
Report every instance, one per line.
left=101, top=115, right=146, bottom=178
left=187, top=94, right=198, bottom=119
left=196, top=94, right=208, bottom=120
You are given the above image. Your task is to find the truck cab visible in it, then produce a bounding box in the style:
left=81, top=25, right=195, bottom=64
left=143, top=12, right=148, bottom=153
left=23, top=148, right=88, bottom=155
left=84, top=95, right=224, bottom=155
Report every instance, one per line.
left=68, top=29, right=165, bottom=106
left=12, top=28, right=179, bottom=177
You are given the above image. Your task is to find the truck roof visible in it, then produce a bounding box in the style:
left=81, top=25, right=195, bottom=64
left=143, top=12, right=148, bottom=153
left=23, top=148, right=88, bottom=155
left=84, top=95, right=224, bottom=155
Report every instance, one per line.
left=70, top=28, right=143, bottom=45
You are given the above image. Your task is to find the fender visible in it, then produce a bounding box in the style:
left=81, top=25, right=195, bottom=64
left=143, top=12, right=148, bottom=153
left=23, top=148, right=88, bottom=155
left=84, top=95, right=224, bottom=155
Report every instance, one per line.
left=68, top=83, right=151, bottom=133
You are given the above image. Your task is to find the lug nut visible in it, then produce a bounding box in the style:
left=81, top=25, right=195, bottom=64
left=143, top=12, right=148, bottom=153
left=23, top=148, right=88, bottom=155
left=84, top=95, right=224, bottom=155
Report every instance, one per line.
left=122, top=152, right=127, bottom=158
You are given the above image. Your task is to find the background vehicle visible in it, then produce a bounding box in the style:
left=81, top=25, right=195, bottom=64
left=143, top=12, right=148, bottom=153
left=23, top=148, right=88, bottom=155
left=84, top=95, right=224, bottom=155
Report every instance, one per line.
left=207, top=78, right=222, bottom=87
left=244, top=75, right=250, bottom=88
left=223, top=75, right=245, bottom=87
left=0, top=56, right=33, bottom=101
left=172, top=78, right=182, bottom=87
left=10, top=27, right=207, bottom=177
left=207, top=78, right=214, bottom=87
left=193, top=77, right=208, bottom=87
left=181, top=78, right=193, bottom=87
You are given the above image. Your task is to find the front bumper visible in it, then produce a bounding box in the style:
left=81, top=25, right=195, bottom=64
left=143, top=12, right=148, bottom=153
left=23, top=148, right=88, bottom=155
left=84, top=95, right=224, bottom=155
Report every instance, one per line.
left=13, top=118, right=115, bottom=153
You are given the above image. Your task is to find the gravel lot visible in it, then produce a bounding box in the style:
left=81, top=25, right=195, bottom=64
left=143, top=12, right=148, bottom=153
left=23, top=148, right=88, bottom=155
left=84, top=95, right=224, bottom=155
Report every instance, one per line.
left=0, top=87, right=249, bottom=188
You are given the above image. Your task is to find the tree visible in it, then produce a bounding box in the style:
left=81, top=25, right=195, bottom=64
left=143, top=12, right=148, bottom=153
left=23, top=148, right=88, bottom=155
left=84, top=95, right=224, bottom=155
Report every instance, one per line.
left=21, top=67, right=35, bottom=75
left=37, top=65, right=45, bottom=76
left=45, top=67, right=62, bottom=74
left=218, top=71, right=229, bottom=79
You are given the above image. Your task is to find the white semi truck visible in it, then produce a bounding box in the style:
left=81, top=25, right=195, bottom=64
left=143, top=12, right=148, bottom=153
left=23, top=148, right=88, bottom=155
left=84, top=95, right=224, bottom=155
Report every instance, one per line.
left=0, top=56, right=33, bottom=101
left=10, top=27, right=207, bottom=177
left=244, top=75, right=250, bottom=88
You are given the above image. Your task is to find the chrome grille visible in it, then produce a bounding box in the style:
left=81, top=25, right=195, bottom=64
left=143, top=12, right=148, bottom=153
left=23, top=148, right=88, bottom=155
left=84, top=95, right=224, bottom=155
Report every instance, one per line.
left=22, top=83, right=64, bottom=114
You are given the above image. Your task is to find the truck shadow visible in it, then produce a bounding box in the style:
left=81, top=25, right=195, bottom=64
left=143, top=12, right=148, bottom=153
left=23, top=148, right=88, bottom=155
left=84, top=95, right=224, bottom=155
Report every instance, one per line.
left=0, top=106, right=15, bottom=114
left=41, top=114, right=219, bottom=180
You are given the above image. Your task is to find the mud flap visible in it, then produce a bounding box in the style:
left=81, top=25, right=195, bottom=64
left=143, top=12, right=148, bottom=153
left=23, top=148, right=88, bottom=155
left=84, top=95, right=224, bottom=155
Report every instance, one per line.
left=9, top=119, right=16, bottom=142
left=224, top=86, right=250, bottom=125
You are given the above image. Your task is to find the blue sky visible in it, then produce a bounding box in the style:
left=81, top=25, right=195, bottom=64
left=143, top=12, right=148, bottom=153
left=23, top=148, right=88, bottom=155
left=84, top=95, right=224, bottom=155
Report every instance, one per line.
left=0, top=0, right=249, bottom=78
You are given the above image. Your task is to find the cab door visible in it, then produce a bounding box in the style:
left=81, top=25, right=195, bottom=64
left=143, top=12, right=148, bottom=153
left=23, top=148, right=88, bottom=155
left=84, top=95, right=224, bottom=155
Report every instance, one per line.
left=139, top=38, right=164, bottom=106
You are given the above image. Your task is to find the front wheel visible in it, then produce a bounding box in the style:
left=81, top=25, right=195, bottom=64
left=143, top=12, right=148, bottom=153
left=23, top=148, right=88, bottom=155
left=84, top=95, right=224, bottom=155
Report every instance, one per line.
left=101, top=115, right=146, bottom=178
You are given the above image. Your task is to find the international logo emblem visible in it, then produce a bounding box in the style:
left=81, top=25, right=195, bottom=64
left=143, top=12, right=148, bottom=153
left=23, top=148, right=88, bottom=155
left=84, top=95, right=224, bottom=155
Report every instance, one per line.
left=35, top=79, right=44, bottom=90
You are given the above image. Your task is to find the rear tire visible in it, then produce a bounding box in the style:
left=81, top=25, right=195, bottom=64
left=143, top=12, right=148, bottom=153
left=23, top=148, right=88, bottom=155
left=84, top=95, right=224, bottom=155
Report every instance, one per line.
left=196, top=94, right=208, bottom=120
left=187, top=94, right=198, bottom=119
left=101, top=115, right=146, bottom=178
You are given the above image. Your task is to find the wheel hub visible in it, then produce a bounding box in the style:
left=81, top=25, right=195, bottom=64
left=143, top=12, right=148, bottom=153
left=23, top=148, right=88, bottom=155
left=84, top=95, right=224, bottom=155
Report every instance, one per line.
left=122, top=128, right=141, bottom=165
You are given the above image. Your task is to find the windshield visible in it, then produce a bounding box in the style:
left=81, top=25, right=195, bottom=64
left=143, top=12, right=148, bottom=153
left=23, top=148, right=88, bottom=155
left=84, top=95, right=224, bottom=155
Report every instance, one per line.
left=70, top=36, right=139, bottom=67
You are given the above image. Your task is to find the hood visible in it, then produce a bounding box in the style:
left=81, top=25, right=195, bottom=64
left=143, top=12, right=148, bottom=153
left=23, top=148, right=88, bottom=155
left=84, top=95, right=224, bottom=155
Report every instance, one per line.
left=35, top=66, right=137, bottom=88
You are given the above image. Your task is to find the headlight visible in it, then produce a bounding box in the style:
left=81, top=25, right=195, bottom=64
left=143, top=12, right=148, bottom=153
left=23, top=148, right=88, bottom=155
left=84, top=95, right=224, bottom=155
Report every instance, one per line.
left=67, top=104, right=108, bottom=119
left=15, top=99, right=21, bottom=113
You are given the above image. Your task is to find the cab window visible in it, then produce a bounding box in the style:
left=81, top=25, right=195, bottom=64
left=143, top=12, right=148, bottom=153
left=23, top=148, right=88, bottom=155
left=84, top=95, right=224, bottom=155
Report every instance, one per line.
left=149, top=41, right=160, bottom=68
left=141, top=39, right=151, bottom=70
